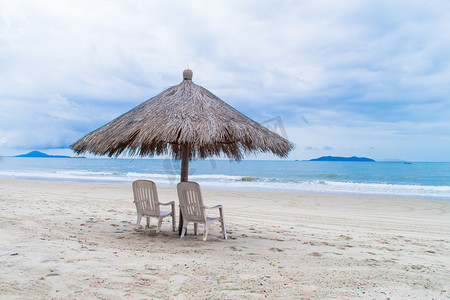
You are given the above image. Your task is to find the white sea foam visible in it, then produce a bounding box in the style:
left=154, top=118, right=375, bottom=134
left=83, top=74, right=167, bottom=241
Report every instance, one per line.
left=0, top=170, right=449, bottom=199
left=192, top=177, right=450, bottom=198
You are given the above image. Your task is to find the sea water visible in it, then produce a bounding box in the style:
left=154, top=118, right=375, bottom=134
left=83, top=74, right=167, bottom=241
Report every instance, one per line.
left=0, top=157, right=449, bottom=200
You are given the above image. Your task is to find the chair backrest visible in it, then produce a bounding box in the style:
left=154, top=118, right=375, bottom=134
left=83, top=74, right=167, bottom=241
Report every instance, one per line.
left=177, top=182, right=206, bottom=223
left=132, top=180, right=160, bottom=217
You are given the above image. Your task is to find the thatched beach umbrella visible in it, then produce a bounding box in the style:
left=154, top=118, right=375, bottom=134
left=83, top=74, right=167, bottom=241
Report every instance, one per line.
left=71, top=69, right=294, bottom=232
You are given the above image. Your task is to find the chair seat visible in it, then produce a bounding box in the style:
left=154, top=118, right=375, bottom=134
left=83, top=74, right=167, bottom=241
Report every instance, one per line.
left=141, top=210, right=171, bottom=217
left=206, top=217, right=220, bottom=222
left=160, top=210, right=172, bottom=217
left=140, top=211, right=158, bottom=217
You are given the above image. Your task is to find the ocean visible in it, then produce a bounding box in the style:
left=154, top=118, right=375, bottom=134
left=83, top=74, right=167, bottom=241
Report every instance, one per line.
left=0, top=157, right=449, bottom=200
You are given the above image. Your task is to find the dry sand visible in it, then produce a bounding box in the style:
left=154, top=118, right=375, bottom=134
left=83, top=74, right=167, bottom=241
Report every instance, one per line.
left=0, top=178, right=449, bottom=299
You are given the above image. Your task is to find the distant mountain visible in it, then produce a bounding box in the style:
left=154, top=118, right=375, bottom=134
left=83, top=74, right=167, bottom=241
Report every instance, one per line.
left=310, top=156, right=375, bottom=162
left=15, top=151, right=80, bottom=158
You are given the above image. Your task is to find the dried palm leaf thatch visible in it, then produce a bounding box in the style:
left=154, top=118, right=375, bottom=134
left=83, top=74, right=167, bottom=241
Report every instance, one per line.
left=71, top=70, right=294, bottom=160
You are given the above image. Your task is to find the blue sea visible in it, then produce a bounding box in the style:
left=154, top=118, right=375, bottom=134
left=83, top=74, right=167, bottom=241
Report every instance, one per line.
left=0, top=157, right=449, bottom=200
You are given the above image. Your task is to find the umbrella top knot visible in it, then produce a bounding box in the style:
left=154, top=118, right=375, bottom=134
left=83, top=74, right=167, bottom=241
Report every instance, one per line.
left=183, top=69, right=193, bottom=80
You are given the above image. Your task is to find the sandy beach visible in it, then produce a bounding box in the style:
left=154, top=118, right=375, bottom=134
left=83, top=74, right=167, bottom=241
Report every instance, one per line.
left=0, top=178, right=448, bottom=299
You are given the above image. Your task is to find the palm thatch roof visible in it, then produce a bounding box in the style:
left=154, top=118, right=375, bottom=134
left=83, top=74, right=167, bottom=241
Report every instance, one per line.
left=71, top=70, right=294, bottom=160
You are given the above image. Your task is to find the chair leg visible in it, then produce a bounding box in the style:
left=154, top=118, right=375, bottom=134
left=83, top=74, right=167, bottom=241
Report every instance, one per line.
left=203, top=224, right=209, bottom=241
left=157, top=217, right=163, bottom=233
left=136, top=214, right=142, bottom=229
left=221, top=219, right=227, bottom=240
left=180, top=220, right=188, bottom=238
left=194, top=223, right=198, bottom=235
left=219, top=207, right=227, bottom=239
left=172, top=213, right=176, bottom=232
left=146, top=217, right=150, bottom=228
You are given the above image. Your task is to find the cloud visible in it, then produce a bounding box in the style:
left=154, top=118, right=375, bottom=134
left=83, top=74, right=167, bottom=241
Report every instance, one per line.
left=0, top=1, right=449, bottom=161
left=305, top=147, right=318, bottom=151
left=304, top=146, right=333, bottom=152
left=0, top=93, right=130, bottom=150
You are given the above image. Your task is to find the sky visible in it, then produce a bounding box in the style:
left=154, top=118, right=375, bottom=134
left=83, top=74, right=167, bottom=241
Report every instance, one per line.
left=1, top=0, right=449, bottom=162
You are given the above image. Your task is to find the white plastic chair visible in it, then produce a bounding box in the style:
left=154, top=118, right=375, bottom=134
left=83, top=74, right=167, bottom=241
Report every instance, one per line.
left=177, top=181, right=227, bottom=241
left=132, top=180, right=176, bottom=232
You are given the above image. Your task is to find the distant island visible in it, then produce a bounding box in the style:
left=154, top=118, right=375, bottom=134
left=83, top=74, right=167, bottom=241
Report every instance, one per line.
left=15, top=151, right=83, bottom=158
left=310, top=156, right=375, bottom=162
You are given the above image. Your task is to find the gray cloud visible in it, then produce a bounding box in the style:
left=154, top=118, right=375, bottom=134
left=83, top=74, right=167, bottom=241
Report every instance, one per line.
left=0, top=1, right=449, bottom=160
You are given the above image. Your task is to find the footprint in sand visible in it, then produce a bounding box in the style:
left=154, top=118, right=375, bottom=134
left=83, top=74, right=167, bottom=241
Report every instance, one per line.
left=364, top=258, right=380, bottom=266
left=227, top=246, right=242, bottom=251
left=269, top=247, right=284, bottom=252
left=339, top=234, right=352, bottom=240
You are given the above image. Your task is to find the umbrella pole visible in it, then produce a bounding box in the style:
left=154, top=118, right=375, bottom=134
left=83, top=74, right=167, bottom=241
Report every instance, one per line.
left=178, top=143, right=189, bottom=234
left=180, top=143, right=189, bottom=182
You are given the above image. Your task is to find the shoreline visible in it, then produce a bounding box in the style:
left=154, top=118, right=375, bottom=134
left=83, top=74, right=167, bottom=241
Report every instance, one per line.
left=1, top=178, right=449, bottom=298
left=1, top=175, right=448, bottom=201
left=1, top=157, right=449, bottom=200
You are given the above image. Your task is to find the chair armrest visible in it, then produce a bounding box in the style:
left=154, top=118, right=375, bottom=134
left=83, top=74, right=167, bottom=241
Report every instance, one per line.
left=159, top=201, right=175, bottom=206
left=204, top=204, right=223, bottom=210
